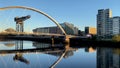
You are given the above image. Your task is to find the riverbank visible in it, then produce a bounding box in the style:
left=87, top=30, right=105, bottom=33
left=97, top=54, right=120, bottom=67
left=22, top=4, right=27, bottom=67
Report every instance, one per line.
left=70, top=37, right=120, bottom=47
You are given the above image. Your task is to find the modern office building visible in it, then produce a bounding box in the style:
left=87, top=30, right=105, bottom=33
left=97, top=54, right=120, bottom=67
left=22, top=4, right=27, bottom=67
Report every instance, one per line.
left=60, top=22, right=78, bottom=35
left=97, top=9, right=112, bottom=37
left=33, top=26, right=62, bottom=34
left=74, top=27, right=79, bottom=35
left=33, top=22, right=79, bottom=35
left=85, top=27, right=96, bottom=35
left=33, top=27, right=49, bottom=33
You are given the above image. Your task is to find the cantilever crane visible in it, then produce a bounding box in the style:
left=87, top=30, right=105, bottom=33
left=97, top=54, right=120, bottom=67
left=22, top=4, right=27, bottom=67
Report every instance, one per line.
left=14, top=15, right=30, bottom=32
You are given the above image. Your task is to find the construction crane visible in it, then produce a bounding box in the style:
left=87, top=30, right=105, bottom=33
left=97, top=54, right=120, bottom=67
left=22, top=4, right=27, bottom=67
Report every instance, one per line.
left=14, top=15, right=30, bottom=32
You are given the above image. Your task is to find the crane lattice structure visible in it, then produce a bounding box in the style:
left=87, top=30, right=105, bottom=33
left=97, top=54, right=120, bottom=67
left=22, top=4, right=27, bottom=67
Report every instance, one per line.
left=14, top=15, right=30, bottom=32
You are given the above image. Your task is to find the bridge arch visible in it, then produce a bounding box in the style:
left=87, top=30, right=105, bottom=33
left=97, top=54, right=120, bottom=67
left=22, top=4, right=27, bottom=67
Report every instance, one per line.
left=0, top=6, right=67, bottom=35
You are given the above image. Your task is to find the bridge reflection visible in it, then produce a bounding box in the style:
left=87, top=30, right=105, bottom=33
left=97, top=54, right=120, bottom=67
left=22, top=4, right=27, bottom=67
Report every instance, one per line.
left=0, top=40, right=120, bottom=68
left=0, top=41, right=79, bottom=68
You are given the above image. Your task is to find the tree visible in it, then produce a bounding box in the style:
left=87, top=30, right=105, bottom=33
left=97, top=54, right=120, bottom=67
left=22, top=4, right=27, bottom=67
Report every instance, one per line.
left=112, top=35, right=120, bottom=42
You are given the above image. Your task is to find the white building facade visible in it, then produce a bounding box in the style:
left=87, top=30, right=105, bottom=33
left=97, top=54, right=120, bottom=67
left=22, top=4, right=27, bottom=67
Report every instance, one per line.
left=111, top=17, right=120, bottom=35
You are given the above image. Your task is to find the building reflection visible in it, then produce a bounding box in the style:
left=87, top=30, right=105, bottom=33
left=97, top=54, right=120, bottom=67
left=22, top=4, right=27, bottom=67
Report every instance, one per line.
left=85, top=47, right=96, bottom=53
left=33, top=42, right=64, bottom=48
left=97, top=48, right=120, bottom=68
left=33, top=42, right=78, bottom=58
left=0, top=41, right=78, bottom=67
left=32, top=42, right=77, bottom=68
left=2, top=40, right=15, bottom=48
left=4, top=43, right=15, bottom=47
left=1, top=40, right=120, bottom=68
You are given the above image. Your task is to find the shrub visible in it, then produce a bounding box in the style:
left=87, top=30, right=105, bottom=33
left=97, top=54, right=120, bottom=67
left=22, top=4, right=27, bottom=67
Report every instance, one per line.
left=112, top=35, right=120, bottom=42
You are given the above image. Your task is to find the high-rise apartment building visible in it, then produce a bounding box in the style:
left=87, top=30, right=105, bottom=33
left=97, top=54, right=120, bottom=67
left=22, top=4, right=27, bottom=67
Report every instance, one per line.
left=110, top=16, right=120, bottom=35
left=97, top=9, right=112, bottom=37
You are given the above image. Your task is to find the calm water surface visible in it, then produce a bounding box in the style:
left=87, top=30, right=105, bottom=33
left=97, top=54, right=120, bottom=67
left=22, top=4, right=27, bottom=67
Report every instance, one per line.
left=0, top=40, right=118, bottom=68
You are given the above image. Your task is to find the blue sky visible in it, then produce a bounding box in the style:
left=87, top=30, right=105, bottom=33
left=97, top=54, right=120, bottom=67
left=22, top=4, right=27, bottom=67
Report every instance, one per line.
left=0, top=0, right=120, bottom=32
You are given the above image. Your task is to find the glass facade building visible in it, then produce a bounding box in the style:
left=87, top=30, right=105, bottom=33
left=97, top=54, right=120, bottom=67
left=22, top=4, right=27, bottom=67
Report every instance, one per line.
left=33, top=22, right=78, bottom=35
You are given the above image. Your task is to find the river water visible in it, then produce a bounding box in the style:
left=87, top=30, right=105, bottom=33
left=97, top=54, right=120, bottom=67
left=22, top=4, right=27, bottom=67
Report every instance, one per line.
left=0, top=40, right=119, bottom=68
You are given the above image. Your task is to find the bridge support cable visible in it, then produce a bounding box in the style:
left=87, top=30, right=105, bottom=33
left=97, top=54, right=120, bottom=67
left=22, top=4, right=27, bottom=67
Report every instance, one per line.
left=0, top=9, right=15, bottom=32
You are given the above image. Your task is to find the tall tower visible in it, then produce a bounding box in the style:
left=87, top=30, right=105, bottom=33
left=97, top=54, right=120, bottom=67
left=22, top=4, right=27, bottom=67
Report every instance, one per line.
left=97, top=9, right=112, bottom=37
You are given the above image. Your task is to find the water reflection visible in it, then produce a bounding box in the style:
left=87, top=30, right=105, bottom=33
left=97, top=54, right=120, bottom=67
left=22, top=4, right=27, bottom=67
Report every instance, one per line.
left=85, top=47, right=96, bottom=53
left=1, top=40, right=120, bottom=68
left=32, top=42, right=79, bottom=68
left=97, top=48, right=120, bottom=68
left=15, top=40, right=29, bottom=64
left=4, top=43, right=15, bottom=47
left=13, top=53, right=30, bottom=64
left=0, top=40, right=79, bottom=68
left=49, top=44, right=78, bottom=68
left=15, top=40, right=23, bottom=50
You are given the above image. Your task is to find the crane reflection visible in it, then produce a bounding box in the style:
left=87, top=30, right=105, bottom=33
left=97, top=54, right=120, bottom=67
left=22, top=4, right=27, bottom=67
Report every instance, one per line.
left=14, top=40, right=29, bottom=64
left=0, top=41, right=78, bottom=67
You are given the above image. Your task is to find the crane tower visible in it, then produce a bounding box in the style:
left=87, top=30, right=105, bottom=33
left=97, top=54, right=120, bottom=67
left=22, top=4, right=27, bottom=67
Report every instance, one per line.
left=14, top=15, right=30, bottom=32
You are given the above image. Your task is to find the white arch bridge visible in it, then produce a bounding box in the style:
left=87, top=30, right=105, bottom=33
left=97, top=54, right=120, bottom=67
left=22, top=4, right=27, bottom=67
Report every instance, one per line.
left=0, top=6, right=79, bottom=43
left=0, top=6, right=66, bottom=35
